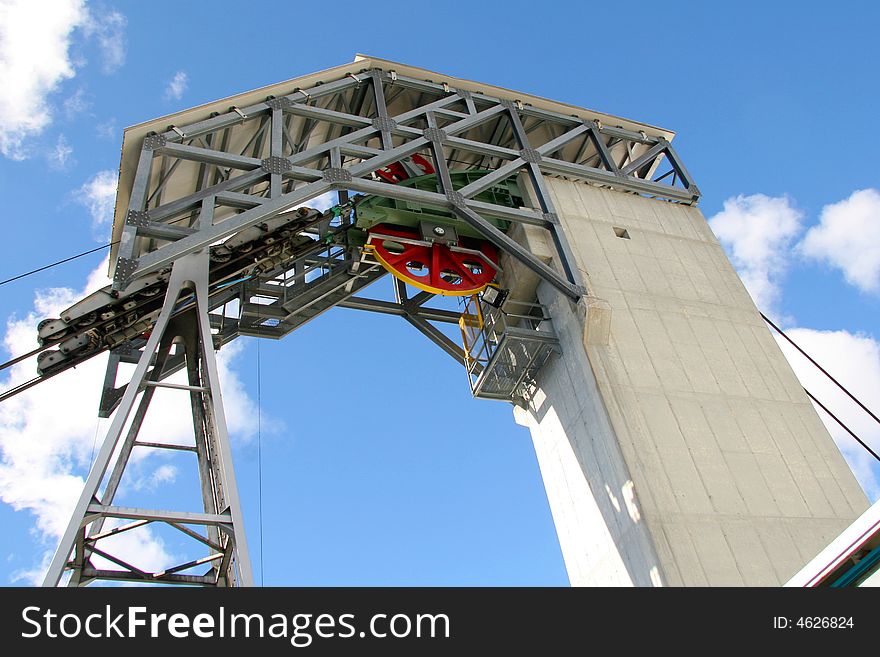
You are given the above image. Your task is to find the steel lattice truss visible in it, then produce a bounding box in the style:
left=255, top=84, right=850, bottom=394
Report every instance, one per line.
left=114, top=67, right=699, bottom=301
left=40, top=59, right=700, bottom=587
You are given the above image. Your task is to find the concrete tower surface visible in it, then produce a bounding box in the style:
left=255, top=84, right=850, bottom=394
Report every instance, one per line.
left=513, top=181, right=868, bottom=586
left=28, top=55, right=868, bottom=587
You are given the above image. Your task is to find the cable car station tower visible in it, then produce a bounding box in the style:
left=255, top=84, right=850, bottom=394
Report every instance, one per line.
left=23, top=56, right=866, bottom=587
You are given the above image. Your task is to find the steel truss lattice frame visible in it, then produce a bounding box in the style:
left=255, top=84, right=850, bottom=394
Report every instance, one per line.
left=112, top=68, right=699, bottom=300
left=46, top=62, right=700, bottom=586
left=45, top=253, right=251, bottom=586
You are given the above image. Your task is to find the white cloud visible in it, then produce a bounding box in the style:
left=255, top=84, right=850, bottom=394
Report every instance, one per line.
left=774, top=328, right=880, bottom=501
left=47, top=133, right=73, bottom=169
left=75, top=169, right=117, bottom=237
left=164, top=71, right=188, bottom=101
left=0, top=0, right=87, bottom=158
left=0, top=1, right=126, bottom=159
left=708, top=193, right=804, bottom=314
left=0, top=259, right=261, bottom=584
left=131, top=463, right=178, bottom=492
left=710, top=191, right=880, bottom=499
left=82, top=7, right=126, bottom=74
left=95, top=118, right=116, bottom=139
left=799, top=189, right=880, bottom=294
left=12, top=516, right=175, bottom=585
left=296, top=190, right=337, bottom=212
left=62, top=87, right=89, bottom=118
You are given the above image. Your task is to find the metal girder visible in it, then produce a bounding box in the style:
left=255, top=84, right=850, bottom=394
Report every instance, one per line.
left=336, top=296, right=466, bottom=366
left=452, top=204, right=580, bottom=298
left=98, top=314, right=239, bottom=418
left=216, top=190, right=268, bottom=208
left=128, top=180, right=334, bottom=279
left=620, top=139, right=668, bottom=177
left=505, top=106, right=584, bottom=290
left=86, top=505, right=234, bottom=526
left=282, top=101, right=374, bottom=129
left=237, top=255, right=388, bottom=340
left=336, top=296, right=462, bottom=324
left=403, top=314, right=466, bottom=366
left=147, top=169, right=266, bottom=223
left=458, top=157, right=526, bottom=198
left=423, top=107, right=583, bottom=299
left=80, top=568, right=217, bottom=586
left=157, top=76, right=362, bottom=144
left=362, top=70, right=698, bottom=194
left=446, top=134, right=519, bottom=160
left=155, top=142, right=263, bottom=171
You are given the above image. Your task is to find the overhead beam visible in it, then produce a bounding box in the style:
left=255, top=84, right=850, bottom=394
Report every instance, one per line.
left=336, top=296, right=461, bottom=323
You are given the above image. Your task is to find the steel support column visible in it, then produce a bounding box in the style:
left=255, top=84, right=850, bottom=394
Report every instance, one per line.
left=44, top=251, right=252, bottom=587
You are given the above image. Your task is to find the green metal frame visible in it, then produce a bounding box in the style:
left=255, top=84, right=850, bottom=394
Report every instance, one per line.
left=353, top=170, right=520, bottom=240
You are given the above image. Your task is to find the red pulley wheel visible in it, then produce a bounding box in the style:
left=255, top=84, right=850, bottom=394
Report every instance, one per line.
left=366, top=224, right=497, bottom=296
left=374, top=154, right=435, bottom=183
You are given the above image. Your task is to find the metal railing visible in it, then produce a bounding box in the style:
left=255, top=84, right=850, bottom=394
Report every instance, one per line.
left=459, top=295, right=558, bottom=403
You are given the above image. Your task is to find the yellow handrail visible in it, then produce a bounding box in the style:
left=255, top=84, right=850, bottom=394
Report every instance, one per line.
left=458, top=295, right=484, bottom=369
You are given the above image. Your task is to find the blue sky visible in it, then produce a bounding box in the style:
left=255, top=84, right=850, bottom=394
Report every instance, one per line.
left=0, top=0, right=878, bottom=585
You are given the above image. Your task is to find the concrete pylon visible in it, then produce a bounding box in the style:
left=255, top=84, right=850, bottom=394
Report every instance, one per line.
left=512, top=179, right=868, bottom=586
